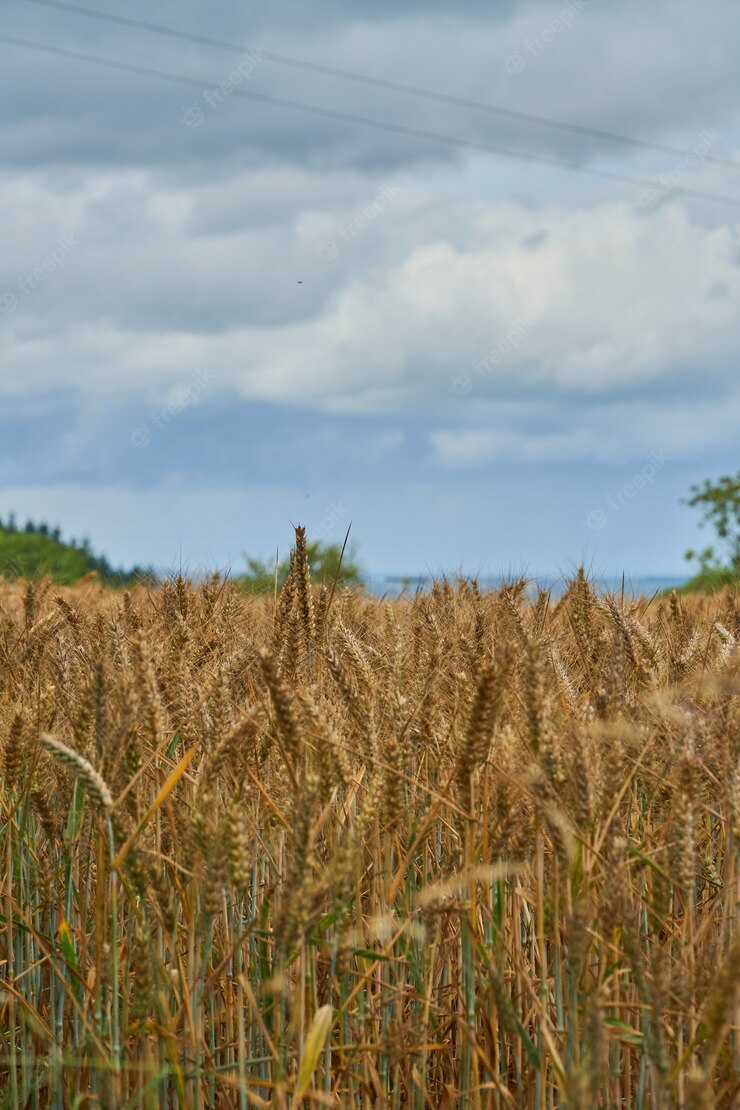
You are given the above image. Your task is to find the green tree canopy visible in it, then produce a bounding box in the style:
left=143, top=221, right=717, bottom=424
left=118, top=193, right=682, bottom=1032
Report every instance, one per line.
left=683, top=472, right=740, bottom=574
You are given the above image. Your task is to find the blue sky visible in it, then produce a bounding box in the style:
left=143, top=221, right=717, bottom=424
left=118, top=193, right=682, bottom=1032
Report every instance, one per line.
left=1, top=0, right=739, bottom=578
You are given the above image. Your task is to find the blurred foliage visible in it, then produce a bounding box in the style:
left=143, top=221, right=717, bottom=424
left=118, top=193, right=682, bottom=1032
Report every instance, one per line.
left=681, top=473, right=740, bottom=592
left=684, top=472, right=740, bottom=572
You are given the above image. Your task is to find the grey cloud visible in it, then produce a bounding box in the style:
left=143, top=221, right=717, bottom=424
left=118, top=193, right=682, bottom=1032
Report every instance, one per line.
left=2, top=0, right=740, bottom=179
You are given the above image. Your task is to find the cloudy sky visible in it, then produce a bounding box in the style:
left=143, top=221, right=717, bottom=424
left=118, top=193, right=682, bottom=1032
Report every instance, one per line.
left=2, top=0, right=739, bottom=581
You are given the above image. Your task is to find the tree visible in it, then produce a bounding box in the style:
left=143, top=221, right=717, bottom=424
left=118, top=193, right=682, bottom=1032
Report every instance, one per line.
left=683, top=472, right=740, bottom=574
left=241, top=537, right=364, bottom=594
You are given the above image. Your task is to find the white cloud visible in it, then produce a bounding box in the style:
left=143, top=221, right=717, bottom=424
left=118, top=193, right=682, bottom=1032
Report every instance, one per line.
left=233, top=197, right=740, bottom=413
left=2, top=169, right=740, bottom=462
left=430, top=428, right=602, bottom=466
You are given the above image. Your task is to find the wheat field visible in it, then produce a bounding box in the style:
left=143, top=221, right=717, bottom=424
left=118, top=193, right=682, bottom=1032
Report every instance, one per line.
left=1, top=529, right=739, bottom=1108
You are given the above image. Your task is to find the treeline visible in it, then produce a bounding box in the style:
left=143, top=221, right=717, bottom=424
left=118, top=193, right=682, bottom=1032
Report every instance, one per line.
left=0, top=515, right=155, bottom=586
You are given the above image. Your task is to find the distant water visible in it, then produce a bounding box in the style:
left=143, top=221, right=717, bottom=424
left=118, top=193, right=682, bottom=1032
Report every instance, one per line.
left=364, top=573, right=688, bottom=600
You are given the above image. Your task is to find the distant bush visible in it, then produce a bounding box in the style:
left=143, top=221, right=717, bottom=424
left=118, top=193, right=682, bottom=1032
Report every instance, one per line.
left=675, top=565, right=739, bottom=595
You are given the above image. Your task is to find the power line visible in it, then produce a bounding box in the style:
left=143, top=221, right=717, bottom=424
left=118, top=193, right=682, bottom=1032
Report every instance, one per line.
left=22, top=0, right=740, bottom=171
left=3, top=32, right=740, bottom=211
